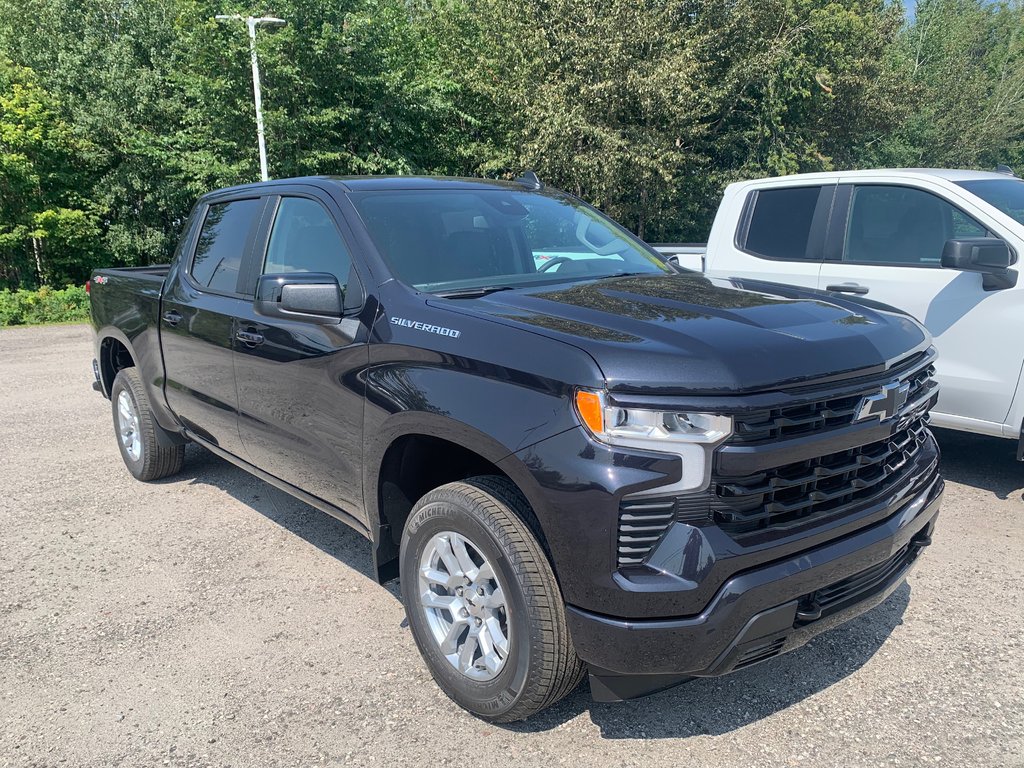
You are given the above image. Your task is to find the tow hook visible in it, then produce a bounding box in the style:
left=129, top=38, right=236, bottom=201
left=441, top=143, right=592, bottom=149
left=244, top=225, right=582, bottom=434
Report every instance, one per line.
left=795, top=596, right=822, bottom=623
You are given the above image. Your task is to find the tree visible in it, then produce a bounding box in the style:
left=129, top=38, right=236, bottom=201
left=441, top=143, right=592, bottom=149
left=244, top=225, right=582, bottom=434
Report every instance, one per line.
left=869, top=0, right=1024, bottom=169
left=0, top=0, right=464, bottom=280
left=0, top=58, right=100, bottom=288
left=0, top=0, right=1020, bottom=290
left=428, top=0, right=912, bottom=241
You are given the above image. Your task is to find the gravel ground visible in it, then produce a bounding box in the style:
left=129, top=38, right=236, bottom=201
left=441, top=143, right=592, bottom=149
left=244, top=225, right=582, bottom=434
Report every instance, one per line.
left=1, top=323, right=1022, bottom=767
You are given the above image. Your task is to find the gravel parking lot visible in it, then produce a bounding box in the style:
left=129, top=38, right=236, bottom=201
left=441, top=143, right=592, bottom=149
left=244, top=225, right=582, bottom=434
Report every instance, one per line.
left=1, top=323, right=1022, bottom=767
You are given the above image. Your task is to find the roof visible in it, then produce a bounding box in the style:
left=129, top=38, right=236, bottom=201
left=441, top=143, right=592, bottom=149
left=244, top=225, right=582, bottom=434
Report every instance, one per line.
left=739, top=168, right=1016, bottom=184
left=205, top=175, right=534, bottom=198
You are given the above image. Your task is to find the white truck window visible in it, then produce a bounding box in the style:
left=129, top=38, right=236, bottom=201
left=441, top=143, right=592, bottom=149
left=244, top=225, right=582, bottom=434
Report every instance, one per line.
left=844, top=186, right=986, bottom=266
left=743, top=186, right=822, bottom=260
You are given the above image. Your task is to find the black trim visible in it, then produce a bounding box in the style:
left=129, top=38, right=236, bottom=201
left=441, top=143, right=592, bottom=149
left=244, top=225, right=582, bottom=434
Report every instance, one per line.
left=805, top=185, right=835, bottom=260
left=824, top=184, right=853, bottom=262
left=239, top=195, right=281, bottom=297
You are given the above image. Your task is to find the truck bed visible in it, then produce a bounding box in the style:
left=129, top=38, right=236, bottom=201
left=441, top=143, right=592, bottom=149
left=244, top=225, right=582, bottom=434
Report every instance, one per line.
left=90, top=266, right=169, bottom=393
left=651, top=243, right=706, bottom=272
left=95, top=265, right=171, bottom=280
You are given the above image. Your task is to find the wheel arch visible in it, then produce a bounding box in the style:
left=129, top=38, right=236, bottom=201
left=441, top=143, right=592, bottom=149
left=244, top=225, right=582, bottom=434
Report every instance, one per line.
left=366, top=413, right=552, bottom=583
left=96, top=327, right=138, bottom=398
left=96, top=326, right=185, bottom=446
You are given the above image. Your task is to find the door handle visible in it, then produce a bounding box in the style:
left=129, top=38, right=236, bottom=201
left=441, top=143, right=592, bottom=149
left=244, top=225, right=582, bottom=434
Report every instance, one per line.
left=162, top=310, right=182, bottom=327
left=826, top=283, right=869, bottom=296
left=235, top=329, right=265, bottom=346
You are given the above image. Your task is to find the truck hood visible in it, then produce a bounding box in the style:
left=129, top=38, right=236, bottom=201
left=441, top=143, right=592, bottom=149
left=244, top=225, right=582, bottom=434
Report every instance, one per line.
left=428, top=273, right=930, bottom=394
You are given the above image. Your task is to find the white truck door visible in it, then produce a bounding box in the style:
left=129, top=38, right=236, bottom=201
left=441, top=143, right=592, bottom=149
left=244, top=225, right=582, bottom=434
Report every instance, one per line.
left=705, top=181, right=837, bottom=288
left=818, top=181, right=1024, bottom=432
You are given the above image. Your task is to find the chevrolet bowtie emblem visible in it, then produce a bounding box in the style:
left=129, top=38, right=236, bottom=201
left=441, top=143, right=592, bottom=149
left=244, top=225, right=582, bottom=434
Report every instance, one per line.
left=854, top=381, right=910, bottom=423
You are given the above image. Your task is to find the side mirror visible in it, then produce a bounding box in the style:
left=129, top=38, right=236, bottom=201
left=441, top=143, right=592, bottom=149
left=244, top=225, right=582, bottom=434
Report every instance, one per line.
left=941, top=238, right=1017, bottom=290
left=255, top=272, right=344, bottom=324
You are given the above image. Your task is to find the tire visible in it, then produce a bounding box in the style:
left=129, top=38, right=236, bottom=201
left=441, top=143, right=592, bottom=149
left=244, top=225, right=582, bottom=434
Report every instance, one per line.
left=110, top=368, right=185, bottom=482
left=400, top=475, right=585, bottom=722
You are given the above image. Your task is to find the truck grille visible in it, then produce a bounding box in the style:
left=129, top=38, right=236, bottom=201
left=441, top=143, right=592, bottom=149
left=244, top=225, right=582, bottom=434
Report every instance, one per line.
left=614, top=355, right=939, bottom=567
left=731, top=363, right=935, bottom=444
left=714, top=417, right=935, bottom=538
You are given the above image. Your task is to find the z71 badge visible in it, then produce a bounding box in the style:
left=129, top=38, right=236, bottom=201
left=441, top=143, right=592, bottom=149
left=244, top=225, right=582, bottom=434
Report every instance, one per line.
left=390, top=317, right=461, bottom=338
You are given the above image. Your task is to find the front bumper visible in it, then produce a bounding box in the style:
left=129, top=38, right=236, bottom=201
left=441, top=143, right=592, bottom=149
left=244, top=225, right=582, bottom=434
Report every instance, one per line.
left=568, top=474, right=942, bottom=702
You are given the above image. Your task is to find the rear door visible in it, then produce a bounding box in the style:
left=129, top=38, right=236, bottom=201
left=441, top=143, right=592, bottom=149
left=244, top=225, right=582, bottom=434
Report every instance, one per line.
left=818, top=180, right=1024, bottom=427
left=161, top=195, right=268, bottom=454
left=233, top=188, right=371, bottom=518
left=708, top=182, right=836, bottom=288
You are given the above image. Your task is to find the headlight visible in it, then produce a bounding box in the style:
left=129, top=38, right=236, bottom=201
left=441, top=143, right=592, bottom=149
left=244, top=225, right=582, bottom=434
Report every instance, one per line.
left=574, top=389, right=733, bottom=493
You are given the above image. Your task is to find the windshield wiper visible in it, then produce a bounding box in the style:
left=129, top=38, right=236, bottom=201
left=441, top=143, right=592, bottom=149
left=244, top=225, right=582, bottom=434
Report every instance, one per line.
left=433, top=285, right=516, bottom=299
left=595, top=271, right=655, bottom=280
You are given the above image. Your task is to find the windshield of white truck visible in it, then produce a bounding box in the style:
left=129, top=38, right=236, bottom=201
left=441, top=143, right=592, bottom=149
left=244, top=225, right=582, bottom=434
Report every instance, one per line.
left=349, top=188, right=670, bottom=293
left=957, top=179, right=1024, bottom=226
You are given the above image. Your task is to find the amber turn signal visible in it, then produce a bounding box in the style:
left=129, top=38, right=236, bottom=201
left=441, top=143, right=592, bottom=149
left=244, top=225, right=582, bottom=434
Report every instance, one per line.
left=574, top=389, right=604, bottom=435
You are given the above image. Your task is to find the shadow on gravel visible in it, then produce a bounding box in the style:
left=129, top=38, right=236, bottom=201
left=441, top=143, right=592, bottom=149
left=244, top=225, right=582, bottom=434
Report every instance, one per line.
left=163, top=444, right=386, bottom=587
left=933, top=428, right=1023, bottom=500
left=167, top=443, right=915, bottom=739
left=505, top=584, right=910, bottom=738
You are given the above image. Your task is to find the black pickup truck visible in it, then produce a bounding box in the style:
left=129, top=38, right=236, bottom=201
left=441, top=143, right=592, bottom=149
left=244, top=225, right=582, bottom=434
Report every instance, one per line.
left=90, top=175, right=943, bottom=721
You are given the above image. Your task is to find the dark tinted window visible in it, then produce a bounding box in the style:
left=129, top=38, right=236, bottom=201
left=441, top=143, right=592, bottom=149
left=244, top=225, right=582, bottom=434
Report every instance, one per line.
left=744, top=186, right=821, bottom=260
left=264, top=197, right=351, bottom=289
left=844, top=186, right=986, bottom=265
left=957, top=178, right=1024, bottom=226
left=192, top=199, right=261, bottom=292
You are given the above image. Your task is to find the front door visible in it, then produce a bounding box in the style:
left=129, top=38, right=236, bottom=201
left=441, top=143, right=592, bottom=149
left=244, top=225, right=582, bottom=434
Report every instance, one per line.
left=818, top=183, right=1024, bottom=428
left=233, top=193, right=370, bottom=518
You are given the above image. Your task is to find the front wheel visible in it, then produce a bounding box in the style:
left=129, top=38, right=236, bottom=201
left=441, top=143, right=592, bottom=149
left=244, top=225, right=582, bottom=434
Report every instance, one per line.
left=110, top=368, right=185, bottom=482
left=400, top=476, right=584, bottom=722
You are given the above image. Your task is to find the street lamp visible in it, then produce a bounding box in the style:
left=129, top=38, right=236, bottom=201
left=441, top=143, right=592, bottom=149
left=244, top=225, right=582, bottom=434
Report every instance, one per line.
left=215, top=14, right=287, bottom=182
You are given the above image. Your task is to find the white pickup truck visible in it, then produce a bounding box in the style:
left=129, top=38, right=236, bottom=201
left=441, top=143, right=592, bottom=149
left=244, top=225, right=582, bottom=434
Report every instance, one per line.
left=655, top=168, right=1024, bottom=456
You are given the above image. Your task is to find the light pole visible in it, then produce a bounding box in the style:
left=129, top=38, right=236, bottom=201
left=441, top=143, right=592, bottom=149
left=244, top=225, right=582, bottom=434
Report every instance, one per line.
left=215, top=14, right=287, bottom=182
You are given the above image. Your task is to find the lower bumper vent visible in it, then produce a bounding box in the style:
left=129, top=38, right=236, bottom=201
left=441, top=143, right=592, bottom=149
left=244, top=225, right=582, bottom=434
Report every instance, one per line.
left=733, top=637, right=786, bottom=669
left=616, top=494, right=711, bottom=567
left=796, top=541, right=920, bottom=624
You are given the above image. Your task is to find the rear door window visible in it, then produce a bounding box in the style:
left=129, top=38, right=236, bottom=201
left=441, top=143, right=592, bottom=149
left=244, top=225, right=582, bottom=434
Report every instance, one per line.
left=191, top=198, right=263, bottom=293
left=741, top=186, right=826, bottom=261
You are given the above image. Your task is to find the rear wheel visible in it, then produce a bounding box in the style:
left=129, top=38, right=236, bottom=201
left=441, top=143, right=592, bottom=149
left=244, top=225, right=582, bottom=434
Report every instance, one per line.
left=400, top=476, right=584, bottom=722
left=110, top=368, right=185, bottom=481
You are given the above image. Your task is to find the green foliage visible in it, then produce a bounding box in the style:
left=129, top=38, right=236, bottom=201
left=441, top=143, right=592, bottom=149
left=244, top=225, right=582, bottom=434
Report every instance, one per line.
left=865, top=0, right=1024, bottom=169
left=0, top=285, right=89, bottom=325
left=0, top=0, right=1020, bottom=288
left=0, top=57, right=102, bottom=289
left=427, top=0, right=914, bottom=240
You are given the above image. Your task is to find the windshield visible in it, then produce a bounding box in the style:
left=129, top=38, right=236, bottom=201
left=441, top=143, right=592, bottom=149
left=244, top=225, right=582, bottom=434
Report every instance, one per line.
left=349, top=188, right=671, bottom=292
left=957, top=178, right=1024, bottom=226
